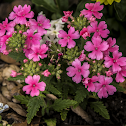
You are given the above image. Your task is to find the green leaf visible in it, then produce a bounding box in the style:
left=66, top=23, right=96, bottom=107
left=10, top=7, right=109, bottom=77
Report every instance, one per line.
left=44, top=118, right=56, bottom=126
left=31, top=0, right=58, bottom=13
left=90, top=101, right=110, bottom=119
left=60, top=110, right=68, bottom=121
left=111, top=82, right=125, bottom=92
left=46, top=83, right=61, bottom=95
left=114, top=0, right=126, bottom=20
left=27, top=97, right=44, bottom=124
left=51, top=98, right=77, bottom=112
left=14, top=95, right=30, bottom=105
left=74, top=85, right=89, bottom=103
left=8, top=51, right=26, bottom=63
left=8, top=75, right=25, bottom=81
left=56, top=0, right=69, bottom=11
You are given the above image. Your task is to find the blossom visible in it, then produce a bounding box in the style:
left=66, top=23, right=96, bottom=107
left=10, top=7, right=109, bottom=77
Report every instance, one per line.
left=28, top=44, right=48, bottom=62
left=78, top=50, right=86, bottom=61
left=58, top=27, right=80, bottom=49
left=62, top=11, right=73, bottom=22
left=87, top=21, right=110, bottom=38
left=104, top=50, right=126, bottom=72
left=23, top=29, right=41, bottom=48
left=103, top=37, right=119, bottom=56
left=23, top=75, right=46, bottom=97
left=41, top=69, right=51, bottom=77
left=9, top=4, right=34, bottom=24
left=29, top=15, right=51, bottom=35
left=115, top=66, right=126, bottom=83
left=84, top=36, right=109, bottom=60
left=0, top=18, right=15, bottom=36
left=80, top=27, right=90, bottom=40
left=94, top=75, right=116, bottom=98
left=10, top=70, right=17, bottom=77
left=0, top=34, right=12, bottom=53
left=93, top=0, right=121, bottom=5
left=0, top=103, right=9, bottom=114
left=80, top=2, right=104, bottom=19
left=66, top=59, right=90, bottom=83
left=82, top=76, right=98, bottom=92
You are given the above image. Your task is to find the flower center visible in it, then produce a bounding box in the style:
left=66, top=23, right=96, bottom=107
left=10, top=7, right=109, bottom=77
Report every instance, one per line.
left=95, top=47, right=98, bottom=50
left=113, top=59, right=116, bottom=63
left=30, top=37, right=32, bottom=40
left=78, top=69, right=81, bottom=72
left=67, top=36, right=70, bottom=39
left=38, top=23, right=42, bottom=26
left=96, top=29, right=99, bottom=32
left=102, top=84, right=105, bottom=87
left=33, top=84, right=35, bottom=87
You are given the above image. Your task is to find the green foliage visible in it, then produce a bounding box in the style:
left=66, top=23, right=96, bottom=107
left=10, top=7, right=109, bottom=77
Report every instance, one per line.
left=114, top=0, right=126, bottom=20
left=8, top=75, right=25, bottom=81
left=56, top=0, right=69, bottom=11
left=74, top=85, right=89, bottom=103
left=111, top=82, right=125, bottom=92
left=44, top=118, right=56, bottom=126
left=51, top=98, right=77, bottom=112
left=27, top=97, right=45, bottom=124
left=31, top=0, right=58, bottom=13
left=60, top=110, right=68, bottom=121
left=46, top=82, right=61, bottom=95
left=90, top=101, right=110, bottom=119
left=14, top=95, right=30, bottom=105
left=8, top=51, right=26, bottom=64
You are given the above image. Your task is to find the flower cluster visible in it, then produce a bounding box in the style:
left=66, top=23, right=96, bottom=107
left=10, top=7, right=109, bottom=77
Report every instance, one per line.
left=0, top=2, right=125, bottom=99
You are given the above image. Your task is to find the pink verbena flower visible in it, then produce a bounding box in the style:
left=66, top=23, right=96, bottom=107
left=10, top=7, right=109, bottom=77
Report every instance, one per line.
left=87, top=21, right=110, bottom=38
left=0, top=18, right=15, bottom=36
left=115, top=66, right=126, bottom=83
left=23, top=75, right=46, bottom=97
left=62, top=11, right=73, bottom=22
left=78, top=50, right=86, bottom=61
left=103, top=37, right=119, bottom=56
left=58, top=27, right=80, bottom=49
left=94, top=75, right=116, bottom=98
left=84, top=36, right=109, bottom=60
left=82, top=76, right=98, bottom=92
left=9, top=4, right=34, bottom=24
left=80, top=2, right=104, bottom=19
left=23, top=29, right=41, bottom=48
left=29, top=15, right=51, bottom=36
left=0, top=34, right=12, bottom=52
left=10, top=70, right=17, bottom=77
left=41, top=69, right=51, bottom=77
left=104, top=50, right=126, bottom=73
left=28, top=44, right=48, bottom=62
left=80, top=27, right=90, bottom=40
left=66, top=58, right=90, bottom=83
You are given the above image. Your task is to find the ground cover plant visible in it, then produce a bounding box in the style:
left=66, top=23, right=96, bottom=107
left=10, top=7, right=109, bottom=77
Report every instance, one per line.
left=0, top=0, right=126, bottom=125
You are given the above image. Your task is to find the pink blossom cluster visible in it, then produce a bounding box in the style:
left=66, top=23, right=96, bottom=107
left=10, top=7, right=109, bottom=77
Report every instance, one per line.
left=0, top=4, right=52, bottom=97
left=0, top=4, right=50, bottom=62
left=64, top=2, right=126, bottom=98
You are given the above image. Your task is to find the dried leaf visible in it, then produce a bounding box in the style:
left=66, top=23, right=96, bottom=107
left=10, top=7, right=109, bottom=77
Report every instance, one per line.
left=1, top=86, right=12, bottom=100
left=0, top=53, right=20, bottom=65
left=7, top=113, right=25, bottom=123
left=0, top=93, right=9, bottom=104
left=2, top=65, right=20, bottom=79
left=7, top=102, right=27, bottom=117
left=10, top=85, right=23, bottom=96
left=12, top=120, right=27, bottom=126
